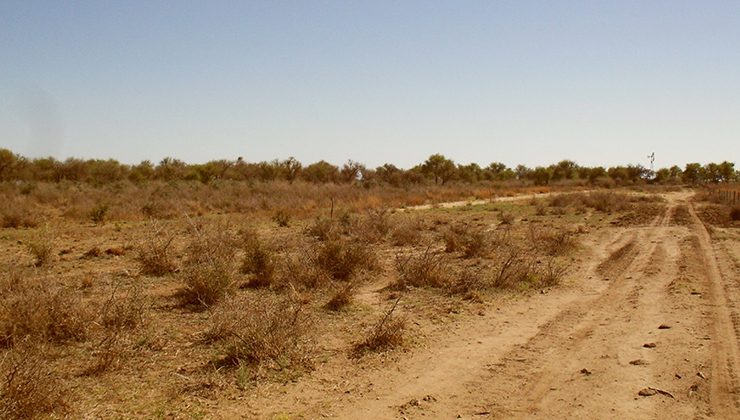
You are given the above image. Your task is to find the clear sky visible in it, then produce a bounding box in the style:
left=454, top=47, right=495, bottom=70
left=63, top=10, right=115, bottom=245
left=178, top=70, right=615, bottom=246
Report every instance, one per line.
left=1, top=1, right=738, bottom=169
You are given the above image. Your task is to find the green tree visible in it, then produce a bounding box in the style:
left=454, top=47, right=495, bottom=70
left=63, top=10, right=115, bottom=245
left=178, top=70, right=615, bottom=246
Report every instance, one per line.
left=682, top=163, right=704, bottom=184
left=421, top=154, right=456, bottom=185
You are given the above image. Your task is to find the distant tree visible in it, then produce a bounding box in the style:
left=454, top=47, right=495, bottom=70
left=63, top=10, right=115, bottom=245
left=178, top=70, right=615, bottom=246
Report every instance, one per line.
left=515, top=164, right=531, bottom=180
left=281, top=157, right=302, bottom=183
left=302, top=160, right=339, bottom=183
left=129, top=160, right=154, bottom=183
left=530, top=166, right=552, bottom=185
left=716, top=161, right=736, bottom=183
left=586, top=166, right=607, bottom=184
left=340, top=160, right=365, bottom=183
left=0, top=148, right=21, bottom=181
left=682, top=163, right=704, bottom=184
left=551, top=160, right=579, bottom=181
left=155, top=157, right=188, bottom=181
left=376, top=163, right=404, bottom=186
left=421, top=154, right=456, bottom=184
left=484, top=162, right=515, bottom=181
left=457, top=163, right=483, bottom=183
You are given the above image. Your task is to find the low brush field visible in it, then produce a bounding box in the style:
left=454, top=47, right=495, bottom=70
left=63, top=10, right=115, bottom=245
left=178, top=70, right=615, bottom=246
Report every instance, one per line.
left=1, top=183, right=739, bottom=419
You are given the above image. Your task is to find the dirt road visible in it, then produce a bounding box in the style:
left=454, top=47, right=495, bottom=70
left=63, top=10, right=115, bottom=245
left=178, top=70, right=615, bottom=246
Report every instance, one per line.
left=221, top=192, right=740, bottom=419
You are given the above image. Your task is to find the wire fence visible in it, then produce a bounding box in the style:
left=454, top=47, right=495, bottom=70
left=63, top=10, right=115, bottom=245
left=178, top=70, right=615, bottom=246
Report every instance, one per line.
left=712, top=186, right=740, bottom=205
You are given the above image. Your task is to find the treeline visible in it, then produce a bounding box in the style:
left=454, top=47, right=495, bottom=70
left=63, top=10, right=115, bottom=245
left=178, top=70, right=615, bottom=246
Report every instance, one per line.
left=0, top=149, right=736, bottom=186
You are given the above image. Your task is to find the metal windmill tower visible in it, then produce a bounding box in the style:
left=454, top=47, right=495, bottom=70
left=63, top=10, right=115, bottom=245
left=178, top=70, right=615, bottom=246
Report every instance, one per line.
left=647, top=152, right=655, bottom=172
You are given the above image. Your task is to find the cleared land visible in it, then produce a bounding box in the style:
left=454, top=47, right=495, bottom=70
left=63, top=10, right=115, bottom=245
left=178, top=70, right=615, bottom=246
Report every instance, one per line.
left=1, top=188, right=738, bottom=419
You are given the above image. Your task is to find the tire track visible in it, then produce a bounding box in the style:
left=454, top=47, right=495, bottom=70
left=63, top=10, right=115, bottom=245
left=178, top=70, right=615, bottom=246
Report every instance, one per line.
left=688, top=202, right=740, bottom=416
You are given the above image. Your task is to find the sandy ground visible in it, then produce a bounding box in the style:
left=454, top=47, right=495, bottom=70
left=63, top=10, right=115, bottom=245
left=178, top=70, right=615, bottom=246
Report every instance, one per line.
left=215, top=191, right=739, bottom=419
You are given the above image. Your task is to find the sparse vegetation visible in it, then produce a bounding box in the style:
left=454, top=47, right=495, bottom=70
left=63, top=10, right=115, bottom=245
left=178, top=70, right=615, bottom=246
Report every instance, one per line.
left=25, top=226, right=54, bottom=267
left=0, top=268, right=89, bottom=347
left=179, top=223, right=238, bottom=306
left=206, top=294, right=313, bottom=372
left=0, top=146, right=731, bottom=416
left=1, top=340, right=68, bottom=419
left=352, top=298, right=405, bottom=356
left=136, top=221, right=178, bottom=276
left=240, top=235, right=276, bottom=288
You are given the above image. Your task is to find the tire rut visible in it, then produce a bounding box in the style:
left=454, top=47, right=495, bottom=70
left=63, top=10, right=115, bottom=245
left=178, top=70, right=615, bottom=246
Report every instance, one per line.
left=688, top=202, right=740, bottom=416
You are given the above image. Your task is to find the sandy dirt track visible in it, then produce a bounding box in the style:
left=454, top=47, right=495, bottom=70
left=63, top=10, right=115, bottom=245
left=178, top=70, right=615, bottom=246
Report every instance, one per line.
left=218, top=192, right=739, bottom=419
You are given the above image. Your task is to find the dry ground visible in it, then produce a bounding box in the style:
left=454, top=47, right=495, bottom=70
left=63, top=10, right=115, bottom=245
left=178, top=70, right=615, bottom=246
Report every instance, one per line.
left=1, top=189, right=738, bottom=419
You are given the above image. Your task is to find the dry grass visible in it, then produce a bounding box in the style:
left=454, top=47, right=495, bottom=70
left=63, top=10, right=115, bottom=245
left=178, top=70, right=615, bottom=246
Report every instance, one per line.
left=389, top=217, right=424, bottom=246
left=528, top=226, right=577, bottom=256
left=443, top=223, right=489, bottom=258
left=0, top=268, right=89, bottom=348
left=0, top=340, right=68, bottom=419
left=240, top=235, right=276, bottom=288
left=85, top=284, right=149, bottom=375
left=179, top=223, right=238, bottom=307
left=394, top=245, right=449, bottom=289
left=0, top=204, right=39, bottom=229
left=352, top=298, right=405, bottom=356
left=136, top=220, right=177, bottom=276
left=305, top=217, right=340, bottom=242
left=324, top=282, right=355, bottom=311
left=206, top=294, right=313, bottom=372
left=315, top=239, right=377, bottom=281
left=25, top=226, right=54, bottom=267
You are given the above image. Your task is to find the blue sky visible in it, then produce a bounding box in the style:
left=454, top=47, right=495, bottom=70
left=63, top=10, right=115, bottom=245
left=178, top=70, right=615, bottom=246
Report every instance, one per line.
left=1, top=1, right=738, bottom=169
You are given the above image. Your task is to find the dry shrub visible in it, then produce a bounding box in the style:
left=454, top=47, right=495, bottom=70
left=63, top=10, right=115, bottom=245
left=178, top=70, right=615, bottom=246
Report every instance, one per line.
left=240, top=236, right=276, bottom=288
left=443, top=223, right=488, bottom=258
left=100, top=282, right=146, bottom=331
left=550, top=191, right=630, bottom=213
left=82, top=246, right=102, bottom=259
left=352, top=298, right=405, bottom=356
left=731, top=205, right=740, bottom=221
left=490, top=245, right=536, bottom=289
left=179, top=223, right=238, bottom=307
left=88, top=202, right=109, bottom=224
left=0, top=205, right=38, bottom=229
left=25, top=227, right=54, bottom=267
left=324, top=282, right=355, bottom=311
left=528, top=226, right=577, bottom=256
left=491, top=246, right=568, bottom=289
left=278, top=252, right=330, bottom=290
left=0, top=269, right=89, bottom=348
left=0, top=340, right=68, bottom=419
left=272, top=209, right=290, bottom=227
left=498, top=211, right=515, bottom=225
left=389, top=217, right=423, bottom=246
left=394, top=246, right=449, bottom=289
left=539, top=257, right=569, bottom=287
left=357, top=208, right=390, bottom=242
left=535, top=203, right=548, bottom=216
left=446, top=267, right=486, bottom=298
left=136, top=221, right=177, bottom=276
left=316, top=239, right=377, bottom=281
left=206, top=294, right=313, bottom=371
left=305, top=217, right=340, bottom=241
left=86, top=283, right=151, bottom=376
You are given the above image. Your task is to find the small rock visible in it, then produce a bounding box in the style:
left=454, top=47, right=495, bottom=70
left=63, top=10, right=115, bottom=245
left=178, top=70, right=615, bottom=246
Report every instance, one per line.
left=643, top=342, right=657, bottom=348
left=638, top=388, right=658, bottom=397
left=658, top=324, right=671, bottom=329
left=580, top=368, right=592, bottom=375
left=697, top=371, right=707, bottom=380
left=630, top=359, right=647, bottom=365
